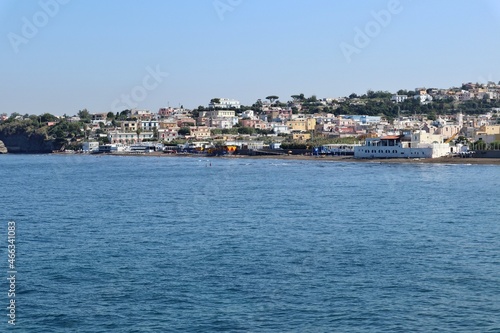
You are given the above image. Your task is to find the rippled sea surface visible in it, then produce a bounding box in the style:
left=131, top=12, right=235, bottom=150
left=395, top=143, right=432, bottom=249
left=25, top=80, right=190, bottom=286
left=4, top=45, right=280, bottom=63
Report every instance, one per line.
left=0, top=154, right=499, bottom=332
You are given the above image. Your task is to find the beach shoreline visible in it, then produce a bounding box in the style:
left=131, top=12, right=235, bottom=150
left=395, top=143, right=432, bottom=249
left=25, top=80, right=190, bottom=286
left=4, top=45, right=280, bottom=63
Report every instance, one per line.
left=69, top=151, right=500, bottom=165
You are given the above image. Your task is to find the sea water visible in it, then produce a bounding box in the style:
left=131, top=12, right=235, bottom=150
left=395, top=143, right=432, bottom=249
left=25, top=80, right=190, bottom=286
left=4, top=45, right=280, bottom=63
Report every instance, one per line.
left=0, top=154, right=499, bottom=332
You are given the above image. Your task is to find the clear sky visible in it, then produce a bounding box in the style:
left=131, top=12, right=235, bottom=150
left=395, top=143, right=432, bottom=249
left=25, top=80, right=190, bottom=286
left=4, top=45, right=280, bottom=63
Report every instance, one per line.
left=1, top=0, right=500, bottom=116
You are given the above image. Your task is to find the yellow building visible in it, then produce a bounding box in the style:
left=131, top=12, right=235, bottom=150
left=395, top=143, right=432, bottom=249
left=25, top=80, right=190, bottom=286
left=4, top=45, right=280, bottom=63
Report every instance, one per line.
left=292, top=132, right=311, bottom=141
left=286, top=118, right=316, bottom=131
left=477, top=125, right=500, bottom=135
left=159, top=121, right=178, bottom=129
left=475, top=125, right=500, bottom=143
left=190, top=126, right=211, bottom=139
left=121, top=121, right=138, bottom=132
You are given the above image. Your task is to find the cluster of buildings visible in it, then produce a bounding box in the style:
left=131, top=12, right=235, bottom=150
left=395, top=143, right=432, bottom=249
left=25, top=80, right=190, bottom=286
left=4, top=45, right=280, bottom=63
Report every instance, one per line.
left=75, top=99, right=499, bottom=158
left=3, top=82, right=500, bottom=158
left=391, top=82, right=500, bottom=104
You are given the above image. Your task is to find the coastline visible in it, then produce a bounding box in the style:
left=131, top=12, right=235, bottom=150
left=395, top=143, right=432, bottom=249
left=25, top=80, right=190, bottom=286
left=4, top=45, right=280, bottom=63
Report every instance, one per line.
left=51, top=152, right=500, bottom=165
left=223, top=155, right=500, bottom=165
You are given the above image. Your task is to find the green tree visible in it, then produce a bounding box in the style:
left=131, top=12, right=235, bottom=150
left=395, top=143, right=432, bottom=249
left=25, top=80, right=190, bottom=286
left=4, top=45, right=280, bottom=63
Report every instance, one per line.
left=256, top=128, right=274, bottom=135
left=78, top=109, right=91, bottom=123
left=265, top=95, right=279, bottom=104
left=136, top=128, right=142, bottom=142
left=40, top=113, right=58, bottom=123
left=210, top=98, right=221, bottom=108
left=307, top=95, right=318, bottom=103
left=178, top=127, right=191, bottom=136
left=9, top=112, right=21, bottom=120
left=455, top=136, right=469, bottom=145
left=489, top=141, right=500, bottom=150
left=191, top=109, right=200, bottom=118
left=237, top=127, right=255, bottom=135
left=99, top=136, right=110, bottom=144
left=222, top=128, right=238, bottom=135
left=471, top=139, right=487, bottom=150
left=116, top=110, right=130, bottom=120
left=252, top=99, right=263, bottom=111
left=211, top=128, right=223, bottom=135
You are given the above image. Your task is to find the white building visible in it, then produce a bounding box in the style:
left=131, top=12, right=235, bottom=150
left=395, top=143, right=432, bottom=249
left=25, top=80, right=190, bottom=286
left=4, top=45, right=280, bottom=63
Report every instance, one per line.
left=201, top=110, right=236, bottom=118
left=241, top=110, right=255, bottom=119
left=354, top=131, right=450, bottom=159
left=67, top=116, right=81, bottom=123
left=414, top=94, right=433, bottom=104
left=91, top=119, right=112, bottom=126
left=131, top=109, right=153, bottom=118
left=209, top=98, right=240, bottom=109
left=271, top=123, right=290, bottom=135
left=391, top=95, right=408, bottom=103
left=98, top=144, right=129, bottom=153
left=456, top=91, right=474, bottom=102
left=141, top=120, right=160, bottom=131
left=211, top=118, right=235, bottom=129
left=108, top=131, right=155, bottom=143
left=246, top=141, right=265, bottom=150
left=477, top=91, right=498, bottom=100
left=82, top=141, right=99, bottom=153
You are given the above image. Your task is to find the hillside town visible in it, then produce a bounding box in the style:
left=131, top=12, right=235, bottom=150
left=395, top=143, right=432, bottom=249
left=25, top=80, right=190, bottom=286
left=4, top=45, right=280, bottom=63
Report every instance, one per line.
left=1, top=82, right=500, bottom=158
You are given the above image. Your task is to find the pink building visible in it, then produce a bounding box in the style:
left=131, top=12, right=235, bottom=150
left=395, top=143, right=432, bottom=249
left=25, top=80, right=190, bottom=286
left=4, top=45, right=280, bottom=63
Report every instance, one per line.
left=158, top=107, right=174, bottom=117
left=158, top=129, right=178, bottom=142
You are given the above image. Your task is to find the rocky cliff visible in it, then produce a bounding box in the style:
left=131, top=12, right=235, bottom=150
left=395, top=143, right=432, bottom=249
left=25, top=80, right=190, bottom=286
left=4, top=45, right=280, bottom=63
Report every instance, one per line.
left=0, top=140, right=8, bottom=154
left=0, top=123, right=62, bottom=153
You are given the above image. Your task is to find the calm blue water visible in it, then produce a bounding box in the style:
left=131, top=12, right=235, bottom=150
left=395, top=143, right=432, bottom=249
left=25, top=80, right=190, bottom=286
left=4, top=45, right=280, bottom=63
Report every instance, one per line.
left=0, top=154, right=499, bottom=332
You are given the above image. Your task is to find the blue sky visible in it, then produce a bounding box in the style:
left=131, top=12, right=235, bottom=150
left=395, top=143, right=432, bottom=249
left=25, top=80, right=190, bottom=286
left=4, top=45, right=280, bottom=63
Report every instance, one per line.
left=1, top=0, right=500, bottom=115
